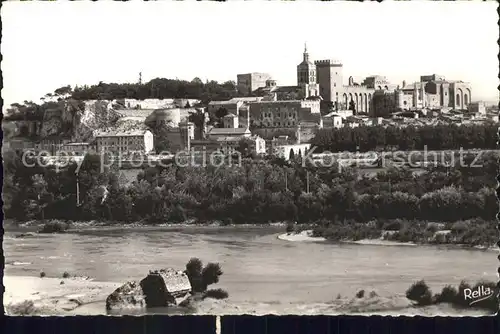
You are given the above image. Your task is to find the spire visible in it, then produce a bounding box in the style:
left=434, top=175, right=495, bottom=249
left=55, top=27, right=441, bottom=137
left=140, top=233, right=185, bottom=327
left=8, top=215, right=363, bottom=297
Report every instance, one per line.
left=303, top=42, right=309, bottom=62
left=304, top=42, right=307, bottom=53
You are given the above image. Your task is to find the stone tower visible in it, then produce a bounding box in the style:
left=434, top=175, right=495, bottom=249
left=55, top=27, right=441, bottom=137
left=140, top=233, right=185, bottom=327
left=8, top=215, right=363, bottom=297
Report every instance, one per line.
left=297, top=43, right=316, bottom=85
left=297, top=43, right=319, bottom=99
left=315, top=59, right=343, bottom=103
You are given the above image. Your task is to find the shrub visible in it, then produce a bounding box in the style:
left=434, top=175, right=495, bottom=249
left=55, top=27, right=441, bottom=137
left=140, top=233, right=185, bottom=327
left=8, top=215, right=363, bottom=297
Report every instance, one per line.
left=451, top=221, right=469, bottom=235
left=355, top=290, right=365, bottom=298
left=184, top=258, right=224, bottom=293
left=382, top=220, right=403, bottom=231
left=455, top=280, right=472, bottom=307
left=39, top=271, right=46, bottom=278
left=221, top=218, right=233, bottom=226
left=203, top=288, right=229, bottom=300
left=425, top=224, right=439, bottom=233
left=38, top=221, right=69, bottom=234
left=406, top=280, right=433, bottom=306
left=469, top=281, right=498, bottom=312
left=434, top=285, right=458, bottom=304
left=286, top=222, right=295, bottom=234
left=369, top=291, right=378, bottom=298
left=62, top=271, right=70, bottom=278
left=6, top=300, right=35, bottom=315
left=433, top=280, right=498, bottom=313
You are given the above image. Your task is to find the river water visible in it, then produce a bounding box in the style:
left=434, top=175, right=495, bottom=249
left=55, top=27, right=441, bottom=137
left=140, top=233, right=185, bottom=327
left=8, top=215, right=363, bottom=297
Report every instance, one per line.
left=4, top=226, right=497, bottom=315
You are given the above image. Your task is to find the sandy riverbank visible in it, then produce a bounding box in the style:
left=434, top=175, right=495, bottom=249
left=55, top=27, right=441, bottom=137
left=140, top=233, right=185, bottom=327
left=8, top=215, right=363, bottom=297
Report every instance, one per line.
left=277, top=230, right=415, bottom=246
left=3, top=276, right=121, bottom=315
left=277, top=230, right=326, bottom=242
left=278, top=230, right=499, bottom=250
left=4, top=276, right=491, bottom=316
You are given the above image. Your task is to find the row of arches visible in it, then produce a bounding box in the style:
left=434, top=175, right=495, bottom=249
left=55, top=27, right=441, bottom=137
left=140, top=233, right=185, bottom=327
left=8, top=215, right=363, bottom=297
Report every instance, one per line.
left=341, top=92, right=372, bottom=113
left=455, top=88, right=471, bottom=110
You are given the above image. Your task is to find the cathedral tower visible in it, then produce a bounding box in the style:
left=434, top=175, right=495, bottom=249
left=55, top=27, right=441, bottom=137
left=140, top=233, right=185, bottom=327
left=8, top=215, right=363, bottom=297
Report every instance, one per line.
left=297, top=43, right=316, bottom=85
left=297, top=43, right=319, bottom=98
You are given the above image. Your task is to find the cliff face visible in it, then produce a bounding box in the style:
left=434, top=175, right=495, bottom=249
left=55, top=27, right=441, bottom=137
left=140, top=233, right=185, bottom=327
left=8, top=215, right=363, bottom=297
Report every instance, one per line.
left=7, top=98, right=195, bottom=143
left=8, top=100, right=121, bottom=141
left=72, top=100, right=121, bottom=141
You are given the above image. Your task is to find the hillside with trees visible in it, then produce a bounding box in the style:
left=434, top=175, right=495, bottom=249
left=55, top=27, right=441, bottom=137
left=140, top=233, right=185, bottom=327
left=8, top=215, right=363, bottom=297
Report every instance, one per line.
left=70, top=78, right=239, bottom=104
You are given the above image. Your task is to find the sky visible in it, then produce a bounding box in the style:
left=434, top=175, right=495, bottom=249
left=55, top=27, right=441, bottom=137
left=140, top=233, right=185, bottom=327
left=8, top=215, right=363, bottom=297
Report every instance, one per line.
left=1, top=1, right=498, bottom=109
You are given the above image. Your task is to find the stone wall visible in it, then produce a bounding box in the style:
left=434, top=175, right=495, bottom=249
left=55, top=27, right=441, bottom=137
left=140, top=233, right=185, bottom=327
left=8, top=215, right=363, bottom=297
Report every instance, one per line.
left=251, top=125, right=317, bottom=143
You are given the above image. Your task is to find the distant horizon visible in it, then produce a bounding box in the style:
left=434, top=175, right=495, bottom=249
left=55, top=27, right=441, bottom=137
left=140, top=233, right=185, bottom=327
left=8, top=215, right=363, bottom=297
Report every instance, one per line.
left=2, top=1, right=498, bottom=109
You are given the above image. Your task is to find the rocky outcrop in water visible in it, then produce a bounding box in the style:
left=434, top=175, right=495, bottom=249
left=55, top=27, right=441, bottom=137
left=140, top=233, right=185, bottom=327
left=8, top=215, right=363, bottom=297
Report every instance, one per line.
left=105, top=268, right=191, bottom=311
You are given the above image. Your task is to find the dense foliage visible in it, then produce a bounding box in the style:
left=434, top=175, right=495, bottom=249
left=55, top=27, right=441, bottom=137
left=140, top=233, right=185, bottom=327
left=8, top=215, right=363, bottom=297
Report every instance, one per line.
left=4, top=148, right=498, bottom=246
left=311, top=124, right=499, bottom=152
left=71, top=78, right=239, bottom=104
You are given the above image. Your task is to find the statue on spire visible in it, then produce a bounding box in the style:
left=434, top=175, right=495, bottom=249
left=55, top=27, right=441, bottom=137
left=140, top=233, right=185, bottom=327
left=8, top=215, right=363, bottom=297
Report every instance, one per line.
left=303, top=42, right=309, bottom=63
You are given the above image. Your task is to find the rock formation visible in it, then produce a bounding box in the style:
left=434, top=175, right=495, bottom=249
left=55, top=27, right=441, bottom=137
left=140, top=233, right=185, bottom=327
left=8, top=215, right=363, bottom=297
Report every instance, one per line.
left=105, top=281, right=146, bottom=311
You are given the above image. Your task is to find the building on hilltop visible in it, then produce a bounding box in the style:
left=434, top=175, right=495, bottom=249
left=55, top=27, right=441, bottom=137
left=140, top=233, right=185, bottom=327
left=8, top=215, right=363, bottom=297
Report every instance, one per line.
left=297, top=43, right=320, bottom=99
left=237, top=73, right=273, bottom=95
left=369, top=74, right=473, bottom=117
left=95, top=129, right=154, bottom=155
left=248, top=100, right=321, bottom=128
left=59, top=142, right=93, bottom=156
left=468, top=101, right=486, bottom=115
left=206, top=127, right=252, bottom=140
left=247, top=99, right=322, bottom=143
left=295, top=44, right=379, bottom=114
left=397, top=75, right=472, bottom=111
left=315, top=59, right=344, bottom=103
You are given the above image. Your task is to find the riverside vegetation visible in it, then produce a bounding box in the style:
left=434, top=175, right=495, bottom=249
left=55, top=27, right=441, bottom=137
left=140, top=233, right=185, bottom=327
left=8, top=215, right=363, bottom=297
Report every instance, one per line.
left=4, top=138, right=498, bottom=248
left=3, top=116, right=498, bottom=246
left=405, top=280, right=498, bottom=313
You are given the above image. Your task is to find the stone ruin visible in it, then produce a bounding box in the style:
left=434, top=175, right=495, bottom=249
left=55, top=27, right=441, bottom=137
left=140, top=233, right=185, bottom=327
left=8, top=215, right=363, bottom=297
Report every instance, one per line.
left=106, top=268, right=191, bottom=311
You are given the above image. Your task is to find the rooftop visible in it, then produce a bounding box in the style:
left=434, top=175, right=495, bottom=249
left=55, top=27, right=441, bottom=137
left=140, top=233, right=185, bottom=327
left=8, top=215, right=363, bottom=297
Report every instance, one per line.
left=208, top=100, right=241, bottom=106
left=228, top=97, right=264, bottom=103
left=95, top=129, right=150, bottom=137
left=274, top=86, right=301, bottom=93
left=208, top=127, right=251, bottom=135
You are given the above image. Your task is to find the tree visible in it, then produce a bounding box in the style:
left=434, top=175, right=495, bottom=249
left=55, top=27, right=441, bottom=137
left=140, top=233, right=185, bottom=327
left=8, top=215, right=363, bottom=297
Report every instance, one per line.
left=349, top=100, right=356, bottom=114
left=191, top=77, right=203, bottom=85
left=406, top=280, right=433, bottom=306
left=184, top=258, right=224, bottom=293
left=154, top=126, right=171, bottom=153
left=236, top=138, right=256, bottom=158
left=215, top=107, right=228, bottom=120
left=54, top=85, right=72, bottom=96
left=289, top=149, right=295, bottom=161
